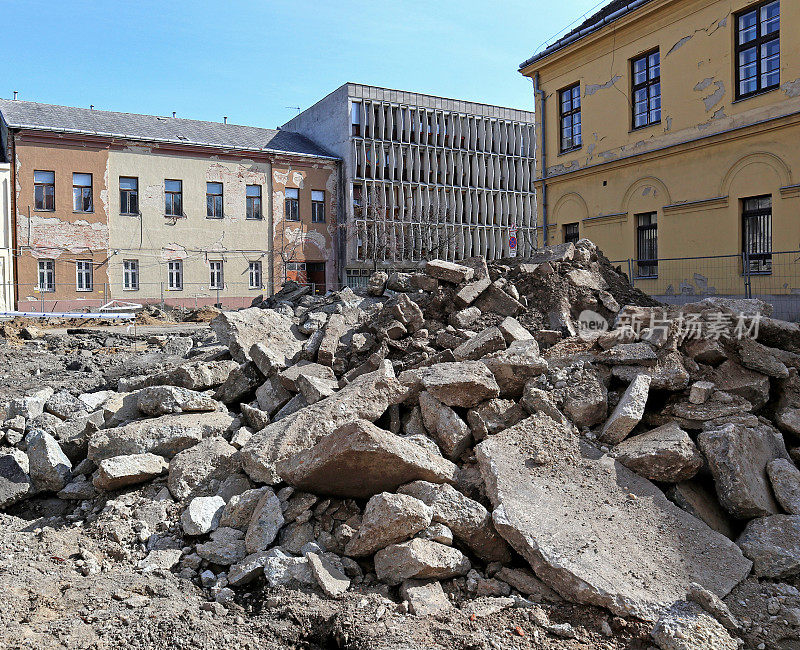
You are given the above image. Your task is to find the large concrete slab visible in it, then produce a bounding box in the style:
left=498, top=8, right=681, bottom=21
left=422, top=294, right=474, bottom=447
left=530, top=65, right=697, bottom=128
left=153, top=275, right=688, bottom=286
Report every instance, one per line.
left=475, top=414, right=751, bottom=621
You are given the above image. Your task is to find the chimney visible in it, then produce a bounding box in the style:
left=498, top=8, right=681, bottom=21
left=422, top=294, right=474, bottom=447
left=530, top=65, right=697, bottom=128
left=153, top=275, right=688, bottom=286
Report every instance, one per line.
left=172, top=111, right=176, bottom=118
left=90, top=105, right=94, bottom=110
left=13, top=91, right=17, bottom=100
left=223, top=116, right=228, bottom=124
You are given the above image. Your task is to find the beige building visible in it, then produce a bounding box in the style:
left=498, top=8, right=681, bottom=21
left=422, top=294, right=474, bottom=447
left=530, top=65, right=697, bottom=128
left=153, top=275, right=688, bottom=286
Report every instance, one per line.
left=0, top=100, right=339, bottom=310
left=520, top=0, right=800, bottom=316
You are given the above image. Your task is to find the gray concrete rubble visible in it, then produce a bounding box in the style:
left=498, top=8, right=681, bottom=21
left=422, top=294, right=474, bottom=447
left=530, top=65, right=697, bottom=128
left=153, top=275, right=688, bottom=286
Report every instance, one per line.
left=6, top=243, right=800, bottom=648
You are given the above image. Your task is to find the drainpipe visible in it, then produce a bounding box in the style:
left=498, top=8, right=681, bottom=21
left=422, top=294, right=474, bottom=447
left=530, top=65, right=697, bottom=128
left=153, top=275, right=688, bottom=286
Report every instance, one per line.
left=533, top=73, right=547, bottom=248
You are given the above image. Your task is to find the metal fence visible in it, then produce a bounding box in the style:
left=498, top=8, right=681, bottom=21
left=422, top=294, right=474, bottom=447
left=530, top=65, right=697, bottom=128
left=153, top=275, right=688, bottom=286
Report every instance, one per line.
left=611, top=249, right=800, bottom=321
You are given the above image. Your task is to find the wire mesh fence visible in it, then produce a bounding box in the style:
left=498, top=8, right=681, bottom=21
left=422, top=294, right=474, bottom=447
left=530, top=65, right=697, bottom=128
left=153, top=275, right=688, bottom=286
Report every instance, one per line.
left=610, top=250, right=800, bottom=321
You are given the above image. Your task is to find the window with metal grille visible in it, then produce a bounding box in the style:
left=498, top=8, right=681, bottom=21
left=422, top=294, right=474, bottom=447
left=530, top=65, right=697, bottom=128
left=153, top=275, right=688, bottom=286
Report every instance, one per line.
left=246, top=185, right=262, bottom=219
left=34, top=171, right=55, bottom=210
left=209, top=261, right=224, bottom=289
left=285, top=188, right=300, bottom=221
left=636, top=212, right=658, bottom=278
left=743, top=195, right=772, bottom=274
left=123, top=259, right=139, bottom=290
left=632, top=50, right=661, bottom=129
left=736, top=1, right=780, bottom=100
left=38, top=259, right=55, bottom=292
left=76, top=260, right=93, bottom=291
left=564, top=222, right=579, bottom=244
left=248, top=261, right=262, bottom=289
left=167, top=260, right=183, bottom=290
left=311, top=190, right=325, bottom=223
left=73, top=173, right=93, bottom=212
left=165, top=180, right=182, bottom=216
left=559, top=83, right=581, bottom=152
left=206, top=182, right=223, bottom=218
left=120, top=177, right=139, bottom=215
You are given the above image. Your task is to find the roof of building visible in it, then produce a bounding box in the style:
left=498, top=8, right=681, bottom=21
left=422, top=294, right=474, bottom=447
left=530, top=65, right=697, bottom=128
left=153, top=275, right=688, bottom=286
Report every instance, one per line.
left=0, top=99, right=337, bottom=159
left=519, top=0, right=656, bottom=71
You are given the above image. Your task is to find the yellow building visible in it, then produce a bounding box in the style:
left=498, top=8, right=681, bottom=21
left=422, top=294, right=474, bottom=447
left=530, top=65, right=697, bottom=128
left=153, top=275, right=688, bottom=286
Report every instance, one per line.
left=520, top=0, right=800, bottom=317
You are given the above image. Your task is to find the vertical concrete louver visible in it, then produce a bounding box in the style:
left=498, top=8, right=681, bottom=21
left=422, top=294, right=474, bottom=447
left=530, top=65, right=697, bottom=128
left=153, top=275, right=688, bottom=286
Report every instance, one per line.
left=282, top=84, right=537, bottom=285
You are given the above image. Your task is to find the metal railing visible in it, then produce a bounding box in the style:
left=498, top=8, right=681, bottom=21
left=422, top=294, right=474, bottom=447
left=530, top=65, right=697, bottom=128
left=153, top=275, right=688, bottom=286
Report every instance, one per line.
left=610, top=249, right=800, bottom=321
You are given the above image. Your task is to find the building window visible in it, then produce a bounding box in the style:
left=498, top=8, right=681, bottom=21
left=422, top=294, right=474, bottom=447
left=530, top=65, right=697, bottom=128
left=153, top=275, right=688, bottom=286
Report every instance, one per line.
left=76, top=260, right=93, bottom=291
left=167, top=260, right=183, bottom=290
left=248, top=261, right=262, bottom=289
left=736, top=1, right=780, bottom=99
left=636, top=212, right=658, bottom=278
left=559, top=83, right=581, bottom=152
left=34, top=171, right=55, bottom=211
left=120, top=177, right=139, bottom=215
left=743, top=195, right=772, bottom=274
left=209, top=260, right=224, bottom=289
left=165, top=180, right=182, bottom=216
left=311, top=190, right=325, bottom=222
left=206, top=182, right=223, bottom=218
left=352, top=184, right=363, bottom=216
left=38, top=259, right=55, bottom=292
left=351, top=101, right=361, bottom=137
left=246, top=185, right=262, bottom=219
left=285, top=188, right=300, bottom=221
left=72, top=173, right=93, bottom=212
left=123, top=259, right=139, bottom=290
left=564, top=222, right=579, bottom=244
left=632, top=50, right=661, bottom=129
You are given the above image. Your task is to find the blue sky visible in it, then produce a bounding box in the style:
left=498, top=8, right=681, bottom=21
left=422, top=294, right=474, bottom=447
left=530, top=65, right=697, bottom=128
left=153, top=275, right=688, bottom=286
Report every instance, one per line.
left=6, top=0, right=606, bottom=128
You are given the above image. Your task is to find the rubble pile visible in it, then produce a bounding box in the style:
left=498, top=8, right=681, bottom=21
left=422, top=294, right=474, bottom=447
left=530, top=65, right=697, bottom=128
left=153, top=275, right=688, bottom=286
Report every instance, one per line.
left=3, top=239, right=800, bottom=649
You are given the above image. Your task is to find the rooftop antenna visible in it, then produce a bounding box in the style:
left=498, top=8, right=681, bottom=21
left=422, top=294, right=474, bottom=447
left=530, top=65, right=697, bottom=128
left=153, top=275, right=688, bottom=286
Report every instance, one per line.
left=172, top=111, right=176, bottom=118
left=90, top=104, right=94, bottom=110
left=13, top=91, right=17, bottom=100
left=223, top=116, right=228, bottom=124
left=286, top=106, right=301, bottom=114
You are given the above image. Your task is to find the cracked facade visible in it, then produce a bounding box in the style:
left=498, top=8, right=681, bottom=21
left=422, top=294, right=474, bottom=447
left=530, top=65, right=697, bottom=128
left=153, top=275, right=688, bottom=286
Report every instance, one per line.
left=282, top=84, right=536, bottom=287
left=520, top=0, right=800, bottom=305
left=0, top=101, right=339, bottom=310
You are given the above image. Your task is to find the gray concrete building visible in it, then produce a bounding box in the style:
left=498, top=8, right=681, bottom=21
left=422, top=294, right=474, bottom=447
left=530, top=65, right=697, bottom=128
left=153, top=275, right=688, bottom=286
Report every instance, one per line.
left=283, top=83, right=536, bottom=287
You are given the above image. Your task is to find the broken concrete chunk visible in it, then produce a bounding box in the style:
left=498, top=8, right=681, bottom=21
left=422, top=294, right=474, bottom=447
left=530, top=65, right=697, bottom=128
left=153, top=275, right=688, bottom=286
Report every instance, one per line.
left=136, top=385, right=219, bottom=417
left=475, top=415, right=751, bottom=621
left=276, top=420, right=458, bottom=499
left=454, top=277, right=491, bottom=309
left=767, top=458, right=800, bottom=514
left=279, top=361, right=336, bottom=392
left=181, top=495, right=225, bottom=536
left=495, top=567, right=562, bottom=603
left=599, top=374, right=651, bottom=444
left=599, top=342, right=657, bottom=366
left=45, top=390, right=87, bottom=420
left=498, top=317, right=533, bottom=344
left=685, top=582, right=740, bottom=634
left=374, top=538, right=471, bottom=586
left=27, top=431, right=72, bottom=492
left=424, top=259, right=474, bottom=284
left=466, top=398, right=527, bottom=441
left=306, top=551, right=350, bottom=597
left=400, top=579, right=451, bottom=616
left=0, top=453, right=32, bottom=508
left=529, top=242, right=575, bottom=264
left=211, top=308, right=305, bottom=365
left=241, top=362, right=408, bottom=484
left=419, top=391, right=472, bottom=460
left=482, top=340, right=547, bottom=397
left=698, top=422, right=790, bottom=518
left=93, top=453, right=167, bottom=491
left=666, top=481, right=734, bottom=539
left=8, top=387, right=54, bottom=420
left=736, top=336, right=789, bottom=379
left=213, top=361, right=262, bottom=405
left=611, top=421, right=703, bottom=482
left=196, top=527, right=248, bottom=566
left=453, top=326, right=506, bottom=362
left=88, top=411, right=235, bottom=462
left=736, top=514, right=800, bottom=578
left=651, top=601, right=738, bottom=650
left=404, top=361, right=500, bottom=409
left=713, top=360, right=770, bottom=410
left=245, top=488, right=284, bottom=553
left=474, top=282, right=524, bottom=317
left=399, top=480, right=512, bottom=563
left=295, top=373, right=338, bottom=405
left=345, top=492, right=432, bottom=557
left=689, top=381, right=715, bottom=404
left=167, top=437, right=239, bottom=500
left=255, top=376, right=293, bottom=416
left=262, top=549, right=315, bottom=588
left=449, top=307, right=481, bottom=329
left=317, top=314, right=347, bottom=367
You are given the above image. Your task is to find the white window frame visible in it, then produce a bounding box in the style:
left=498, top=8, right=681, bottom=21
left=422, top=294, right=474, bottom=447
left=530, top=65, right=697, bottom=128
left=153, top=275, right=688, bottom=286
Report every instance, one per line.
left=76, top=260, right=93, bottom=292
left=38, top=259, right=55, bottom=292
left=167, top=260, right=183, bottom=290
left=123, top=259, right=139, bottom=291
left=248, top=261, right=262, bottom=289
left=209, top=260, right=224, bottom=290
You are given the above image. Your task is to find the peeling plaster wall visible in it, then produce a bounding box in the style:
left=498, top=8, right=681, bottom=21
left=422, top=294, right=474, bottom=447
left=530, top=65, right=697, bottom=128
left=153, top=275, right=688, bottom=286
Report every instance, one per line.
left=107, top=147, right=337, bottom=299
left=519, top=0, right=800, bottom=300
left=13, top=135, right=111, bottom=307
